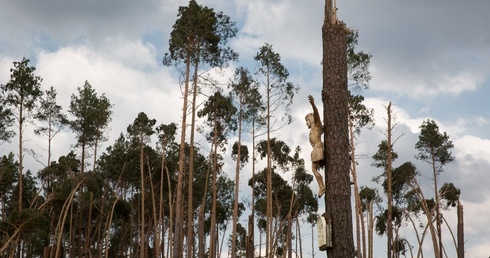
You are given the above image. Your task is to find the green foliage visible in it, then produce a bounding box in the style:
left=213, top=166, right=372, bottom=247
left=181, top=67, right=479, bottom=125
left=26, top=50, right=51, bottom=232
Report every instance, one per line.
left=348, top=93, right=374, bottom=135
left=359, top=186, right=381, bottom=212
left=383, top=162, right=417, bottom=203
left=231, top=142, right=249, bottom=166
left=415, top=119, right=454, bottom=173
left=127, top=112, right=156, bottom=144
left=440, top=182, right=461, bottom=208
left=375, top=206, right=403, bottom=236
left=347, top=31, right=372, bottom=90
left=198, top=91, right=237, bottom=147
left=0, top=153, right=18, bottom=202
left=229, top=67, right=265, bottom=129
left=156, top=122, right=178, bottom=151
left=1, top=57, right=43, bottom=125
left=69, top=80, right=113, bottom=151
left=163, top=0, right=237, bottom=67
left=254, top=43, right=298, bottom=127
left=256, top=138, right=292, bottom=171
left=371, top=140, right=399, bottom=170
left=35, top=86, right=68, bottom=137
left=0, top=97, right=14, bottom=143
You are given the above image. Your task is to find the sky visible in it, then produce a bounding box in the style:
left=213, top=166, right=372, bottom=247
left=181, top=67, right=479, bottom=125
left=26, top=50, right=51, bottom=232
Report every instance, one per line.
left=1, top=0, right=489, bottom=257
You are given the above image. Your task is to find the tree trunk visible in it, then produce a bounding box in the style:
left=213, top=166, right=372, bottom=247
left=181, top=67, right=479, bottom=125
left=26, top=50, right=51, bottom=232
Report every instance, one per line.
left=387, top=102, right=394, bottom=258
left=322, top=0, right=355, bottom=257
left=209, top=119, right=219, bottom=258
left=246, top=215, right=254, bottom=258
left=187, top=55, right=200, bottom=258
left=349, top=116, right=363, bottom=258
left=231, top=106, right=243, bottom=258
left=266, top=74, right=273, bottom=258
left=368, top=202, right=373, bottom=258
left=140, top=133, right=146, bottom=258
left=173, top=45, right=192, bottom=258
left=457, top=200, right=464, bottom=258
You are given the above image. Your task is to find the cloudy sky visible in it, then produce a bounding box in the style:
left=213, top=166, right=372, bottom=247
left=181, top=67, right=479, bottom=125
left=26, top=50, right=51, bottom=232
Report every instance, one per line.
left=1, top=0, right=489, bottom=257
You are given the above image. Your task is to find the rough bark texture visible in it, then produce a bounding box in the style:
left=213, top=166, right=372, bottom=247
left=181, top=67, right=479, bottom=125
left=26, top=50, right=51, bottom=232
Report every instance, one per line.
left=322, top=8, right=355, bottom=258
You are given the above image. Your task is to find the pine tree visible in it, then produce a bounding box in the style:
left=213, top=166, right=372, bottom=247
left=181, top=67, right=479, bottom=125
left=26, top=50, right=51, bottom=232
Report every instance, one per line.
left=34, top=86, right=68, bottom=166
left=1, top=57, right=42, bottom=214
left=254, top=43, right=298, bottom=257
left=163, top=2, right=237, bottom=255
left=415, top=119, right=454, bottom=258
left=322, top=0, right=355, bottom=256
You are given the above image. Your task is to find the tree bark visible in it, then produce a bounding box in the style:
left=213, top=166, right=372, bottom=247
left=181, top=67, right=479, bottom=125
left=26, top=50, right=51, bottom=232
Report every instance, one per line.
left=457, top=200, right=464, bottom=258
left=322, top=1, right=355, bottom=256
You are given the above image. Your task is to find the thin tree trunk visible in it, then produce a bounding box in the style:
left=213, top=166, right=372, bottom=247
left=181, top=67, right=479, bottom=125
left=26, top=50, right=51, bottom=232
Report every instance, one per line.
left=209, top=124, right=219, bottom=258
left=187, top=56, right=200, bottom=258
left=409, top=178, right=439, bottom=258
left=148, top=159, right=160, bottom=257
left=266, top=71, right=273, bottom=258
left=166, top=166, right=174, bottom=258
left=198, top=155, right=212, bottom=258
left=139, top=133, right=145, bottom=258
left=18, top=105, right=24, bottom=212
left=246, top=120, right=258, bottom=258
left=173, top=43, right=192, bottom=258
left=85, top=192, right=93, bottom=256
left=387, top=102, right=394, bottom=258
left=159, top=146, right=168, bottom=258
left=432, top=154, right=443, bottom=258
left=368, top=202, right=373, bottom=258
left=231, top=101, right=243, bottom=258
left=349, top=116, right=363, bottom=258
left=457, top=200, right=464, bottom=258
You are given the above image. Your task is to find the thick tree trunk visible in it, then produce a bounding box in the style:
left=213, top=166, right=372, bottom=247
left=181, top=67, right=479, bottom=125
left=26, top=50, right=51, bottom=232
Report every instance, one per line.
left=322, top=1, right=355, bottom=257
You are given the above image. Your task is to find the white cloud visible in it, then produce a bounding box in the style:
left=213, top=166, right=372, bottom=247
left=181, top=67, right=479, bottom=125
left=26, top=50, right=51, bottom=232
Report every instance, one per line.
left=1, top=0, right=490, bottom=257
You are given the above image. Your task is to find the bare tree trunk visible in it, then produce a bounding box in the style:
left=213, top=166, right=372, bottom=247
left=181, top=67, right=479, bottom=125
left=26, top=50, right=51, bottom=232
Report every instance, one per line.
left=187, top=57, right=200, bottom=258
left=231, top=102, right=243, bottom=258
left=209, top=133, right=219, bottom=258
left=387, top=102, right=394, bottom=258
left=198, top=203, right=206, bottom=258
left=409, top=178, right=439, bottom=258
left=246, top=121, right=258, bottom=258
left=139, top=133, right=146, bottom=258
left=173, top=47, right=192, bottom=258
left=296, top=216, right=303, bottom=258
left=349, top=116, right=363, bottom=258
left=457, top=200, right=464, bottom=258
left=85, top=192, right=93, bottom=256
left=266, top=72, right=273, bottom=258
left=368, top=202, right=373, bottom=258
left=322, top=0, right=355, bottom=257
left=166, top=166, right=174, bottom=258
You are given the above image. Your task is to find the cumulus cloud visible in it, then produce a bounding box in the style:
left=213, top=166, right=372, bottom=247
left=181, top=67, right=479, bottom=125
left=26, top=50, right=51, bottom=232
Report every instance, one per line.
left=1, top=0, right=489, bottom=256
left=338, top=0, right=490, bottom=99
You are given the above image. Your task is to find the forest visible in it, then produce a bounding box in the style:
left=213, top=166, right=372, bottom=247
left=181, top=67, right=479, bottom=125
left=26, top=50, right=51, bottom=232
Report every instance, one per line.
left=0, top=1, right=465, bottom=258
